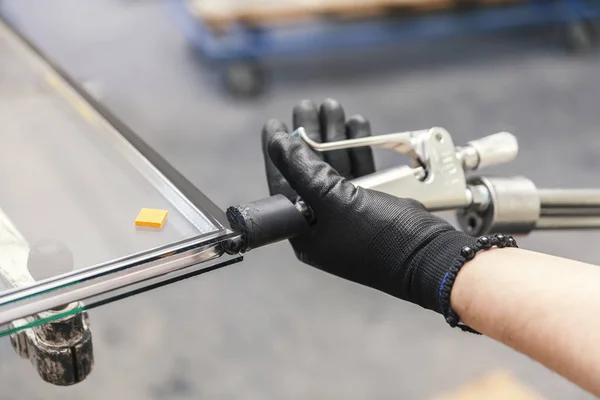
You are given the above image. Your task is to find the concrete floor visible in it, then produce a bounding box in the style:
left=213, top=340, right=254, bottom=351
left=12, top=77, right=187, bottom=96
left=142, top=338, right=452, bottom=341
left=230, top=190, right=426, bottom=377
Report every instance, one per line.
left=1, top=0, right=600, bottom=398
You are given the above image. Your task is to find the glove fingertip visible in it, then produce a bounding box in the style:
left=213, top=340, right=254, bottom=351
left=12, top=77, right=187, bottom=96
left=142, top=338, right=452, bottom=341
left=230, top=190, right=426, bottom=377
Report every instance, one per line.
left=266, top=131, right=292, bottom=162
left=262, top=119, right=288, bottom=138
left=293, top=99, right=318, bottom=114
left=267, top=132, right=322, bottom=189
left=347, top=114, right=371, bottom=131
left=321, top=98, right=342, bottom=112
left=262, top=119, right=288, bottom=151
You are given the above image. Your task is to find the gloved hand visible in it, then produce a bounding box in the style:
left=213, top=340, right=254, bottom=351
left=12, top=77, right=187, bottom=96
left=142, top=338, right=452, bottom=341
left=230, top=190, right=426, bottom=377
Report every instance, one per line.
left=262, top=99, right=478, bottom=315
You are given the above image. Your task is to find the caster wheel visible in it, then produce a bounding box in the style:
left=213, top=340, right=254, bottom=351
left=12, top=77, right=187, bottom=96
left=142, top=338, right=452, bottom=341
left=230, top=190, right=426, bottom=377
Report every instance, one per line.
left=565, top=21, right=595, bottom=53
left=222, top=61, right=266, bottom=98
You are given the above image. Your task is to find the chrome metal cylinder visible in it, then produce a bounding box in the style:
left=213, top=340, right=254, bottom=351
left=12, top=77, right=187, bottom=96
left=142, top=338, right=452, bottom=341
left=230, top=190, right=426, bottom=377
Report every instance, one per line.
left=457, top=176, right=541, bottom=236
left=457, top=180, right=600, bottom=235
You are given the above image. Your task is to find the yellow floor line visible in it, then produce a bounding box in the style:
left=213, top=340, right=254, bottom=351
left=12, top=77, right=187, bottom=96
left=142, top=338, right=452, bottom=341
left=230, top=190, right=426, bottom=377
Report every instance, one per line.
left=44, top=72, right=99, bottom=127
left=433, top=370, right=545, bottom=400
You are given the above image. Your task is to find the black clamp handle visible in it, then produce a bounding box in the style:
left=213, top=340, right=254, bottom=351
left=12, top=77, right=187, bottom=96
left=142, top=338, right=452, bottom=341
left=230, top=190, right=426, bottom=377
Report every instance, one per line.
left=223, top=195, right=313, bottom=254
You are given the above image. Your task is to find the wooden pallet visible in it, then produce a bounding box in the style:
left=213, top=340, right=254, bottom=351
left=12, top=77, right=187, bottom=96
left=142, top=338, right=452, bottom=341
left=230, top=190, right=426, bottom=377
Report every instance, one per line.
left=188, top=0, right=526, bottom=31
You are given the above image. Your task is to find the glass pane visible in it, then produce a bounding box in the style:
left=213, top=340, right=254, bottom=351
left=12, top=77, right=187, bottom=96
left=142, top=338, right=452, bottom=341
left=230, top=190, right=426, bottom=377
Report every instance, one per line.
left=0, top=19, right=241, bottom=336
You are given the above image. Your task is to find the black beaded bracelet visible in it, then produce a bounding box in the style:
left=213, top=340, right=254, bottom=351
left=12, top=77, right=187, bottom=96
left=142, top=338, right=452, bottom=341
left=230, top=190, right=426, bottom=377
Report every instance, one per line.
left=438, top=233, right=519, bottom=334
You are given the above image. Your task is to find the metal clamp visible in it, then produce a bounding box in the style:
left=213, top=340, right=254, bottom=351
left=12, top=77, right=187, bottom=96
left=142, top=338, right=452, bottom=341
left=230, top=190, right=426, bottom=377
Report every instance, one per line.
left=296, top=126, right=518, bottom=211
left=10, top=302, right=93, bottom=386
left=0, top=211, right=94, bottom=386
left=296, top=126, right=600, bottom=235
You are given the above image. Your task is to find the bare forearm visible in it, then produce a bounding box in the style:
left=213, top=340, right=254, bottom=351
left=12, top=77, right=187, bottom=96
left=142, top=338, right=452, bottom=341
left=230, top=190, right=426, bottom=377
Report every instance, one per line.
left=451, top=247, right=600, bottom=396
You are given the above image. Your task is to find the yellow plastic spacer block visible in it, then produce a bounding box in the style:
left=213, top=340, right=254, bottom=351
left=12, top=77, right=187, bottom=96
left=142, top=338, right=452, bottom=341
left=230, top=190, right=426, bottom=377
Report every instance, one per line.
left=135, top=208, right=168, bottom=228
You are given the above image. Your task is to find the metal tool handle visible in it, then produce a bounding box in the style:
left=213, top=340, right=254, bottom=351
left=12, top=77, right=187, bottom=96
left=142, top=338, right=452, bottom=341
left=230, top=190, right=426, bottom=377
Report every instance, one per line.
left=225, top=130, right=518, bottom=254
left=297, top=128, right=518, bottom=171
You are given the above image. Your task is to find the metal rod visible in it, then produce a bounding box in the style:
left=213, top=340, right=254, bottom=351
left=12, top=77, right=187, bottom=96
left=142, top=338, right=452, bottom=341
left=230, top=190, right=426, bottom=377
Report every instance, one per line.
left=539, top=189, right=600, bottom=208
left=295, top=127, right=424, bottom=152
left=536, top=217, right=600, bottom=230
left=540, top=208, right=600, bottom=217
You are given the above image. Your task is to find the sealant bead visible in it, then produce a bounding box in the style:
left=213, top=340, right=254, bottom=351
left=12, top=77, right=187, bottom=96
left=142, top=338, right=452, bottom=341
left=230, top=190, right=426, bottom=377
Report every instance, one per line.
left=477, top=236, right=492, bottom=249
left=461, top=246, right=476, bottom=260
left=495, top=233, right=507, bottom=248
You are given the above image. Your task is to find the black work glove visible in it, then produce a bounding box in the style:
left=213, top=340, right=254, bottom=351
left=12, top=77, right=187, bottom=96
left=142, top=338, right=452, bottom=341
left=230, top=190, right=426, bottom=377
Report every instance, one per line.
left=262, top=99, right=478, bottom=314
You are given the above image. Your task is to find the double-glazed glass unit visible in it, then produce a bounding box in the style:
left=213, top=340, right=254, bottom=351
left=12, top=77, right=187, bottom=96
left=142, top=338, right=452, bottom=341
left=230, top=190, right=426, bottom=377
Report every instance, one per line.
left=0, top=18, right=241, bottom=336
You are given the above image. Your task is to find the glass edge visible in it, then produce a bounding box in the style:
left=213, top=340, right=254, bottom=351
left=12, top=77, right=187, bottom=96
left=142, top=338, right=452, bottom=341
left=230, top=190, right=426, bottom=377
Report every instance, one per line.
left=0, top=252, right=243, bottom=337
left=0, top=229, right=238, bottom=307
left=0, top=17, right=245, bottom=325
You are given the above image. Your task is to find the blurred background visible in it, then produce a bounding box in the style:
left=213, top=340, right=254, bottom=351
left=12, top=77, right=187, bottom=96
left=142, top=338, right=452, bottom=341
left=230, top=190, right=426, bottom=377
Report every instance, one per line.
left=1, top=0, right=600, bottom=398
